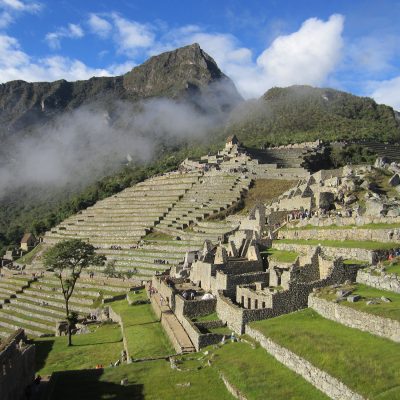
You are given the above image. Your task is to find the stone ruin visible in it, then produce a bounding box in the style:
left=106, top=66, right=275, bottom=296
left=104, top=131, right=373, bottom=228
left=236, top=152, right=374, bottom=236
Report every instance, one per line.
left=268, top=161, right=400, bottom=224
left=151, top=203, right=355, bottom=342
left=0, top=329, right=35, bottom=400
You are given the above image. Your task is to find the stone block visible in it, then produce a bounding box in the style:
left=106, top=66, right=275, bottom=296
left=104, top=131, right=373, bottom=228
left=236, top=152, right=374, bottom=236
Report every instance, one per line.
left=347, top=295, right=361, bottom=303
left=389, top=174, right=400, bottom=187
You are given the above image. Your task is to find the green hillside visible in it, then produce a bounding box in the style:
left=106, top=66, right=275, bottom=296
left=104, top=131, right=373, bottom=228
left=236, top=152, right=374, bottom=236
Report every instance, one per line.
left=227, top=85, right=400, bottom=147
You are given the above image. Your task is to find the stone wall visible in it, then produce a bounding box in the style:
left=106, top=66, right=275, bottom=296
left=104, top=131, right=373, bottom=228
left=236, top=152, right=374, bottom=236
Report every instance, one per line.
left=215, top=271, right=268, bottom=297
left=174, top=295, right=216, bottom=319
left=0, top=330, right=35, bottom=400
left=356, top=269, right=400, bottom=293
left=108, top=306, right=131, bottom=363
left=174, top=295, right=222, bottom=350
left=279, top=227, right=400, bottom=243
left=216, top=291, right=273, bottom=334
left=273, top=242, right=385, bottom=264
left=245, top=325, right=364, bottom=400
left=275, top=197, right=312, bottom=212
left=293, top=215, right=400, bottom=228
left=309, top=294, right=400, bottom=342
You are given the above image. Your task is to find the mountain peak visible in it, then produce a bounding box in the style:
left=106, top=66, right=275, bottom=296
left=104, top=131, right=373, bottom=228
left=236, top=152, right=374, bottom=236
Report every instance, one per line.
left=122, top=43, right=230, bottom=97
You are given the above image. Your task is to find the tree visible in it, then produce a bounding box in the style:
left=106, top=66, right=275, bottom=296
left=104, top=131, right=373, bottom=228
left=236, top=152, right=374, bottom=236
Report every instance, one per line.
left=43, top=239, right=105, bottom=346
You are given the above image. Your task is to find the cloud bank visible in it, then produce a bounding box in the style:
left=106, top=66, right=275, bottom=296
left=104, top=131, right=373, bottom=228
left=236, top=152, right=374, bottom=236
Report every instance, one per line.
left=0, top=97, right=228, bottom=196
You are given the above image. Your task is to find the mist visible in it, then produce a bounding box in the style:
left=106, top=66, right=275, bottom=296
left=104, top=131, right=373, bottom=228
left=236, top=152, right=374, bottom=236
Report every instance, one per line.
left=0, top=96, right=230, bottom=198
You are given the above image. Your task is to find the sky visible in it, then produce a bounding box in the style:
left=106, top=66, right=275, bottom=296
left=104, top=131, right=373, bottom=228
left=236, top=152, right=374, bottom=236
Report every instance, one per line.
left=0, top=0, right=400, bottom=109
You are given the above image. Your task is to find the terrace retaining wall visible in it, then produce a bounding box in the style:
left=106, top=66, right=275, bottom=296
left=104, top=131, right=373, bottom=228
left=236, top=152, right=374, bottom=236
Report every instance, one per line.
left=309, top=294, right=400, bottom=342
left=356, top=270, right=400, bottom=294
left=245, top=325, right=364, bottom=400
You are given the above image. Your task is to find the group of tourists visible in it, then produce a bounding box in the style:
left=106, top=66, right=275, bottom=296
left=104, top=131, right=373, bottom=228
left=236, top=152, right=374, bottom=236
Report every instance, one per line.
left=154, top=259, right=169, bottom=265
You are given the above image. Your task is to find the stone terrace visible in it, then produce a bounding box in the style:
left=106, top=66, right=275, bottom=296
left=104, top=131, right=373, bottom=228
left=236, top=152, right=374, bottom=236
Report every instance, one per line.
left=42, top=171, right=251, bottom=280
left=0, top=272, right=131, bottom=338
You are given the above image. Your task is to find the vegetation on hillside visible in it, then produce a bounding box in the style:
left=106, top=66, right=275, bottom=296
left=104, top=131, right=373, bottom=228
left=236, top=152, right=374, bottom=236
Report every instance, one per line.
left=0, top=141, right=220, bottom=256
left=227, top=86, right=400, bottom=147
left=2, top=85, right=399, bottom=256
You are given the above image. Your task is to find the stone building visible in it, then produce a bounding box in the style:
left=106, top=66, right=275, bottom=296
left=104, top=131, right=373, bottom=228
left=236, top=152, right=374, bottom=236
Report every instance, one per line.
left=20, top=233, right=36, bottom=252
left=0, top=329, right=35, bottom=400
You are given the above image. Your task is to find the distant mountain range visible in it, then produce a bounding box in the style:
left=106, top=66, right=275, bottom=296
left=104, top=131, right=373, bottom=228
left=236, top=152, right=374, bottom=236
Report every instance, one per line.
left=0, top=43, right=241, bottom=140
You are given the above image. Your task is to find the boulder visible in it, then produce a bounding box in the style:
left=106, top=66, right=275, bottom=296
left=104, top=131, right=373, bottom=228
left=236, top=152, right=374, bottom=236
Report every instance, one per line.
left=387, top=208, right=400, bottom=217
left=364, top=199, right=386, bottom=216
left=347, top=294, right=361, bottom=303
left=360, top=180, right=371, bottom=190
left=344, top=194, right=357, bottom=205
left=375, top=157, right=389, bottom=168
left=389, top=173, right=400, bottom=187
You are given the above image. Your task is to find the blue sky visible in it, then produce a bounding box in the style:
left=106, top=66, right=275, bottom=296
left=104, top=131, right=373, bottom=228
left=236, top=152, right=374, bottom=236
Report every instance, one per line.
left=1, top=0, right=400, bottom=108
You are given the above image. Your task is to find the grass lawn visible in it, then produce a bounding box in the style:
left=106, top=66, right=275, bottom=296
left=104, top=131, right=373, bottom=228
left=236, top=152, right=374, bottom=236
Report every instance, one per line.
left=110, top=299, right=173, bottom=359
left=343, top=259, right=369, bottom=265
left=239, top=179, right=297, bottom=214
left=143, top=231, right=175, bottom=241
left=47, top=339, right=329, bottom=400
left=251, top=309, right=400, bottom=399
left=192, top=312, right=218, bottom=322
left=35, top=323, right=123, bottom=375
left=316, top=283, right=400, bottom=321
left=278, top=238, right=400, bottom=250
left=209, top=340, right=328, bottom=400
left=127, top=289, right=149, bottom=303
left=262, top=248, right=298, bottom=263
left=384, top=259, right=400, bottom=275
left=48, top=358, right=233, bottom=400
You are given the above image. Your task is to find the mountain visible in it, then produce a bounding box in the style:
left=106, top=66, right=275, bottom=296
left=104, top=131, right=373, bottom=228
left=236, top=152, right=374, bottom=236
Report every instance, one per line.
left=0, top=43, right=242, bottom=140
left=226, top=85, right=400, bottom=147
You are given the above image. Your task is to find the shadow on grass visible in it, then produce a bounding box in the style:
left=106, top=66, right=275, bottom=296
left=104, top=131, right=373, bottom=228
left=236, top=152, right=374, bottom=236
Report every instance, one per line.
left=49, top=369, right=144, bottom=400
left=34, top=339, right=55, bottom=373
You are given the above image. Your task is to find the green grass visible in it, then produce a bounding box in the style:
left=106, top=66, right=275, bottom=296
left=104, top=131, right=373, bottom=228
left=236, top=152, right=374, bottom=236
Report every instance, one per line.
left=47, top=338, right=328, bottom=400
left=383, top=259, right=400, bottom=275
left=277, top=238, right=400, bottom=250
left=48, top=358, right=233, bottom=400
left=343, top=259, right=369, bottom=265
left=251, top=309, right=400, bottom=399
left=262, top=248, right=298, bottom=263
left=239, top=179, right=297, bottom=214
left=317, top=283, right=400, bottom=321
left=143, top=231, right=175, bottom=241
left=34, top=323, right=123, bottom=376
left=127, top=289, right=148, bottom=303
left=209, top=340, right=328, bottom=400
left=192, top=312, right=218, bottom=322
left=110, top=299, right=173, bottom=359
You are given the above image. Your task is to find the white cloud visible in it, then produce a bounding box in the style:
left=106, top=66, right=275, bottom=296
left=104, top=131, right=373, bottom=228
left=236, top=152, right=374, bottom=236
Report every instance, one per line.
left=0, top=11, right=13, bottom=28
left=112, top=14, right=154, bottom=55
left=256, top=15, right=344, bottom=86
left=88, top=13, right=112, bottom=38
left=45, top=23, right=84, bottom=49
left=0, top=0, right=41, bottom=12
left=151, top=15, right=344, bottom=98
left=369, top=76, right=400, bottom=110
left=0, top=33, right=110, bottom=82
left=346, top=35, right=398, bottom=75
